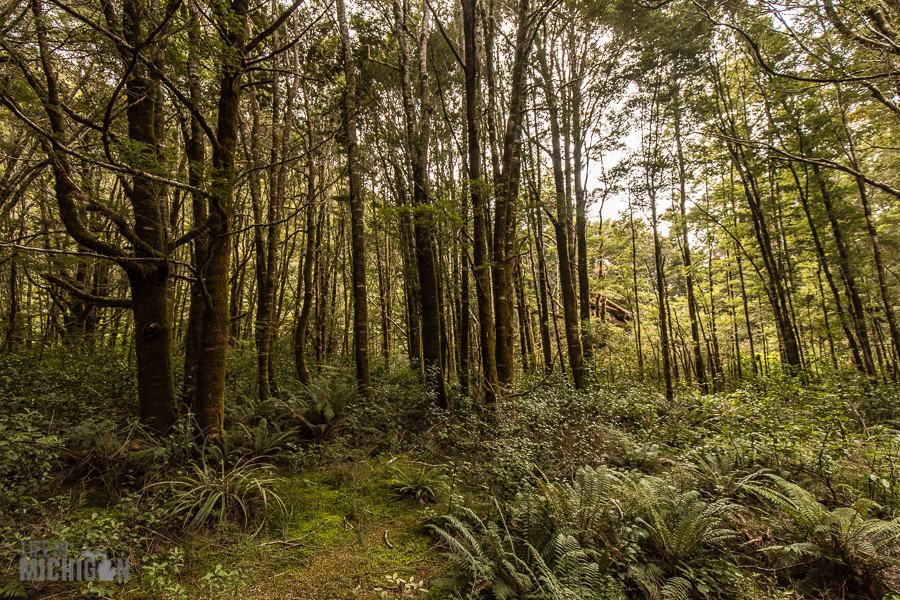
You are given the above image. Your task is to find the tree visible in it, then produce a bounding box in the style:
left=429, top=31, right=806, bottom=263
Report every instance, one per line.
left=336, top=0, right=374, bottom=401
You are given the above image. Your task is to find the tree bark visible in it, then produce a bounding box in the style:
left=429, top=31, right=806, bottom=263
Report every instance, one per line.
left=572, top=56, right=592, bottom=360
left=393, top=0, right=447, bottom=407
left=25, top=0, right=178, bottom=428
left=194, top=0, right=249, bottom=436
left=836, top=87, right=900, bottom=379
left=787, top=161, right=871, bottom=378
left=538, top=37, right=584, bottom=389
left=463, top=0, right=498, bottom=405
left=674, top=105, right=706, bottom=393
left=294, top=87, right=318, bottom=385
left=337, top=0, right=374, bottom=400
left=491, top=0, right=532, bottom=390
left=245, top=75, right=273, bottom=401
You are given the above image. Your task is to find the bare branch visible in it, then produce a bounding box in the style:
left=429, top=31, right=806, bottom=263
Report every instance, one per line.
left=39, top=273, right=132, bottom=308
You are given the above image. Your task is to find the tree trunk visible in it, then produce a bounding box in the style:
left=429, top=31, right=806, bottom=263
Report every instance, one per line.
left=4, top=249, right=19, bottom=351
left=651, top=206, right=674, bottom=400
left=490, top=0, right=532, bottom=390
left=530, top=199, right=553, bottom=374
left=713, top=71, right=802, bottom=372
left=337, top=0, right=373, bottom=400
left=811, top=164, right=877, bottom=375
left=674, top=106, right=706, bottom=393
left=538, top=38, right=584, bottom=389
left=295, top=90, right=318, bottom=385
left=572, top=63, right=592, bottom=361
left=788, top=161, right=871, bottom=378
left=463, top=0, right=498, bottom=405
left=393, top=0, right=447, bottom=408
left=630, top=201, right=644, bottom=377
left=728, top=141, right=802, bottom=371
left=836, top=88, right=900, bottom=379
left=195, top=0, right=248, bottom=436
left=245, top=75, right=273, bottom=402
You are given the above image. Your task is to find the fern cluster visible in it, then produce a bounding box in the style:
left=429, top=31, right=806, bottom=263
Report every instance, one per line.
left=433, top=458, right=900, bottom=600
left=751, top=475, right=900, bottom=597
left=431, top=466, right=742, bottom=599
left=390, top=465, right=451, bottom=502
left=432, top=503, right=619, bottom=599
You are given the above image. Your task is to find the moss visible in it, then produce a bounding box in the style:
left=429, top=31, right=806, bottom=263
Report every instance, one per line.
left=109, top=455, right=449, bottom=599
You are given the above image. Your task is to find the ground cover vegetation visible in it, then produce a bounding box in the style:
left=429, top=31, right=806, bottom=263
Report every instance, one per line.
left=0, top=0, right=899, bottom=596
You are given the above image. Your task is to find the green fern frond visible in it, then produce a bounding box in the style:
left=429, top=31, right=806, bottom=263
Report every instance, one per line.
left=660, top=576, right=693, bottom=600
left=754, top=475, right=900, bottom=592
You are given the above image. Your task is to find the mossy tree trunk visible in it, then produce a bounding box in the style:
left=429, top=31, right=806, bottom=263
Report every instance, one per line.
left=194, top=0, right=248, bottom=436
left=463, top=0, right=499, bottom=406
left=336, top=0, right=373, bottom=402
left=393, top=0, right=447, bottom=408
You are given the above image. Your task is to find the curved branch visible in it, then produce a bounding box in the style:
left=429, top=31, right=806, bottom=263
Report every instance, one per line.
left=0, top=92, right=213, bottom=201
left=245, top=0, right=305, bottom=54
left=40, top=273, right=132, bottom=308
left=714, top=132, right=900, bottom=199
left=246, top=0, right=334, bottom=68
left=46, top=0, right=219, bottom=152
left=690, top=0, right=900, bottom=84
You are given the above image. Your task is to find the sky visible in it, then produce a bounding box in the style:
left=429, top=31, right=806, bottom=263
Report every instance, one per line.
left=585, top=129, right=640, bottom=222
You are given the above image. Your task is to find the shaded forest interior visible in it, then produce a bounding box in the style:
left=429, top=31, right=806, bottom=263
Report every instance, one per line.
left=1, top=0, right=900, bottom=597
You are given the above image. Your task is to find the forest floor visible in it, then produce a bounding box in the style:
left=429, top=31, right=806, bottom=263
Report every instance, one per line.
left=2, top=350, right=900, bottom=600
left=4, top=454, right=452, bottom=600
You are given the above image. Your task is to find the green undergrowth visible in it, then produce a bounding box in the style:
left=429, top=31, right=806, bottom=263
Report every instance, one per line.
left=0, top=458, right=449, bottom=600
left=2, top=348, right=900, bottom=599
left=116, top=461, right=448, bottom=600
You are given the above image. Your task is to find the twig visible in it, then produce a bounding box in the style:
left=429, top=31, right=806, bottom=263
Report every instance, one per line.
left=394, top=458, right=446, bottom=469
left=363, top=566, right=418, bottom=576
left=361, top=508, right=395, bottom=521
left=259, top=539, right=310, bottom=548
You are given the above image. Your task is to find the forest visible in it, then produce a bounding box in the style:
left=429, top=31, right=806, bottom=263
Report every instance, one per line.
left=0, top=0, right=899, bottom=596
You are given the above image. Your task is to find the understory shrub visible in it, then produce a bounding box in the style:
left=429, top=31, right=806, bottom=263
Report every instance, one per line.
left=0, top=409, right=61, bottom=516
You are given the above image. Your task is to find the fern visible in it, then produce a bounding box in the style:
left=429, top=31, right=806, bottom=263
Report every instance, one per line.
left=631, top=476, right=741, bottom=599
left=430, top=508, right=498, bottom=581
left=228, top=396, right=277, bottom=426
left=751, top=474, right=900, bottom=596
left=205, top=428, right=247, bottom=464
left=531, top=465, right=630, bottom=560
left=685, top=452, right=767, bottom=500
left=539, top=533, right=611, bottom=599
left=294, top=375, right=354, bottom=440
left=659, top=576, right=692, bottom=600
left=0, top=580, right=27, bottom=599
left=237, top=419, right=298, bottom=458
left=430, top=502, right=621, bottom=599
left=389, top=465, right=451, bottom=502
left=432, top=468, right=744, bottom=599
left=538, top=466, right=622, bottom=533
